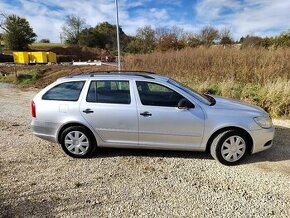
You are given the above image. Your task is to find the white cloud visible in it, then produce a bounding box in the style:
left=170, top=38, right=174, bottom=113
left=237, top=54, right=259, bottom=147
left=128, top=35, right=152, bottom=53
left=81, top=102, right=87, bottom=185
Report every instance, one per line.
left=149, top=8, right=169, bottom=20
left=195, top=0, right=240, bottom=20
left=194, top=0, right=290, bottom=39
left=0, top=0, right=289, bottom=42
left=0, top=0, right=175, bottom=41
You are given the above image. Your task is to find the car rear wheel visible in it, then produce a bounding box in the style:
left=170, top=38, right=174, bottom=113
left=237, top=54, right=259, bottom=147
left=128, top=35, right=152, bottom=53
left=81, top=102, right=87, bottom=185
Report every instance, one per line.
left=60, top=126, right=95, bottom=158
left=210, top=130, right=248, bottom=165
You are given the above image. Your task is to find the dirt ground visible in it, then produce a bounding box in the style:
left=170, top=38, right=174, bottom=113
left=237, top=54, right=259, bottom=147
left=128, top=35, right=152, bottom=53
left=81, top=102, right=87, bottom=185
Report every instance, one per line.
left=0, top=83, right=289, bottom=217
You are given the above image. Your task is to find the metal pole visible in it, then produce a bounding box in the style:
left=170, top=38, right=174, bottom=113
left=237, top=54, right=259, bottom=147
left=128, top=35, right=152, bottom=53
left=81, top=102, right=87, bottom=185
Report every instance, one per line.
left=115, top=0, right=121, bottom=71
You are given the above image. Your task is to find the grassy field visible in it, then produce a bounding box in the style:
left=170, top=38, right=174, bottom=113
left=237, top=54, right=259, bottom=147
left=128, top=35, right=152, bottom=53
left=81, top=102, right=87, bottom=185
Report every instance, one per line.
left=1, top=46, right=289, bottom=118
left=124, top=47, right=290, bottom=118
left=30, top=42, right=67, bottom=48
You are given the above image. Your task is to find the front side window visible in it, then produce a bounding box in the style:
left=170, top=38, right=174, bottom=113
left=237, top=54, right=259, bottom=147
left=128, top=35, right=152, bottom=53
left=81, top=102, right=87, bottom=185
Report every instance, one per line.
left=42, top=81, right=85, bottom=101
left=136, top=81, right=184, bottom=107
left=86, top=80, right=131, bottom=104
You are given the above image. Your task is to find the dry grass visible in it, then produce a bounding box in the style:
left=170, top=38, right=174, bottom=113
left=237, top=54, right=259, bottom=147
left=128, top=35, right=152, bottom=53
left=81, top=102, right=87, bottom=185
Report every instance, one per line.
left=124, top=47, right=290, bottom=83
left=124, top=47, right=290, bottom=118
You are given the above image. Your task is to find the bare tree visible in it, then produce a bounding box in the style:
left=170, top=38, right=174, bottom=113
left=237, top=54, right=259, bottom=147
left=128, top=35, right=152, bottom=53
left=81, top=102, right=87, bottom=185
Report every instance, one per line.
left=219, top=28, right=234, bottom=46
left=61, top=15, right=86, bottom=45
left=198, top=26, right=219, bottom=46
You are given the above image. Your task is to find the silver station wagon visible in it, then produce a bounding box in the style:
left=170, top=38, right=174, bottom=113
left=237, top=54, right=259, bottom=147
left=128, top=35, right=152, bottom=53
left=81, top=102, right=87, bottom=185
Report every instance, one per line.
left=31, top=71, right=274, bottom=165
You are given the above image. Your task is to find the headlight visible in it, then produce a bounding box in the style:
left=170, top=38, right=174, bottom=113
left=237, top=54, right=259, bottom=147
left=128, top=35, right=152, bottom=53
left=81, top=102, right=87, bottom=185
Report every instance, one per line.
left=254, top=116, right=273, bottom=129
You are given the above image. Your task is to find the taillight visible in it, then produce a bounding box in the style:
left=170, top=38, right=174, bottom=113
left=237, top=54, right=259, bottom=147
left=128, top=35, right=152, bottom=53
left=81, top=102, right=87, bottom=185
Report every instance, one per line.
left=31, top=101, right=36, bottom=118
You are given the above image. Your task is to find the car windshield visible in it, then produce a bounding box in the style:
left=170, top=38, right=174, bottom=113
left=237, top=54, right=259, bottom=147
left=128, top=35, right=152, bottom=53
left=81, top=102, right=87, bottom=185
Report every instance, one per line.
left=168, top=79, right=212, bottom=105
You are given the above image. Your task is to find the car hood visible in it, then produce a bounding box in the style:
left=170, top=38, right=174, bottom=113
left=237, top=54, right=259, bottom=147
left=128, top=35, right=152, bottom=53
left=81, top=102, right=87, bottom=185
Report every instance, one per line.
left=211, top=95, right=267, bottom=115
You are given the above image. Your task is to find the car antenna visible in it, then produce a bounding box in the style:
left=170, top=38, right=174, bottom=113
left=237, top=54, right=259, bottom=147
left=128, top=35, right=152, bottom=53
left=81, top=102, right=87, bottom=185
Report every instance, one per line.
left=73, top=66, right=85, bottom=75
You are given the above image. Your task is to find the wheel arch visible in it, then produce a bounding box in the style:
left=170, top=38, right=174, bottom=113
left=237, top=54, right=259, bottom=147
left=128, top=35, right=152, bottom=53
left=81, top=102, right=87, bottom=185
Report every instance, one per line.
left=206, top=126, right=253, bottom=154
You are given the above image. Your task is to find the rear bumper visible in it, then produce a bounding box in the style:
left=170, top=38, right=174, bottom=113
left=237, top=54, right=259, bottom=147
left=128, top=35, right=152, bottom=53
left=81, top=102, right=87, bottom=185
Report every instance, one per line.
left=251, top=127, right=275, bottom=154
left=31, top=119, right=58, bottom=143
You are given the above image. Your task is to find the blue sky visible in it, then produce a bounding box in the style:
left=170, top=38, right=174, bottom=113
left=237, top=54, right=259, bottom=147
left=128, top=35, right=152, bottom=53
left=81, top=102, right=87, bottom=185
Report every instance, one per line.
left=0, top=0, right=289, bottom=42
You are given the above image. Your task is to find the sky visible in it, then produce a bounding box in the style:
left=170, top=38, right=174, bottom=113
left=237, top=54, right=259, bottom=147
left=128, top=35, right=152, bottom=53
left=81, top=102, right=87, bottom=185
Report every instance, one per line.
left=0, top=0, right=289, bottom=42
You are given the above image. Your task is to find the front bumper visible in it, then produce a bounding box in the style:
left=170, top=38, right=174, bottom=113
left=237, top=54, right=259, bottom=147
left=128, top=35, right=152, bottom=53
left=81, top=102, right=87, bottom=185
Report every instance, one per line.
left=250, top=126, right=275, bottom=154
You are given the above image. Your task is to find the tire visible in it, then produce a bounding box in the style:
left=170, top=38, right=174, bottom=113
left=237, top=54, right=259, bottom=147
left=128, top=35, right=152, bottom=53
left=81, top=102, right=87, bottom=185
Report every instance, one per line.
left=210, top=130, right=249, bottom=165
left=60, top=126, right=96, bottom=158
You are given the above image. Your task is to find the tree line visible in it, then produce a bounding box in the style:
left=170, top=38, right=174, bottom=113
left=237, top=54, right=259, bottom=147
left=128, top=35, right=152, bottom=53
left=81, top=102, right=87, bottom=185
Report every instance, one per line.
left=0, top=13, right=290, bottom=53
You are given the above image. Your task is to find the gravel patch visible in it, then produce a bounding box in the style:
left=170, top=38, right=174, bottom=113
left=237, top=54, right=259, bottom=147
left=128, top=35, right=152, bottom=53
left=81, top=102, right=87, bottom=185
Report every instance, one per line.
left=0, top=82, right=15, bottom=89
left=0, top=84, right=289, bottom=217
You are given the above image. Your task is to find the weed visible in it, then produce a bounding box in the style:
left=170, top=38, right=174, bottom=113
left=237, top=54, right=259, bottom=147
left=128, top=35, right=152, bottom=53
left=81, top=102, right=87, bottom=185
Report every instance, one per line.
left=75, top=182, right=82, bottom=188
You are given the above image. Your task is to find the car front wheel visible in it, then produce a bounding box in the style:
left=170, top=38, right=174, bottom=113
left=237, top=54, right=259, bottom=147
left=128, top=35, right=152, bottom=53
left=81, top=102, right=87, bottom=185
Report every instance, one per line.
left=210, top=130, right=249, bottom=165
left=60, top=126, right=95, bottom=158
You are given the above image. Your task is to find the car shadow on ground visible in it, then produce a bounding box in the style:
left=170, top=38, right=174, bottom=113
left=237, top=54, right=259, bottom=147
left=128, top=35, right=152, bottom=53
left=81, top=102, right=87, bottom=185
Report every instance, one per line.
left=93, top=147, right=211, bottom=160
left=0, top=197, right=55, bottom=218
left=91, top=125, right=290, bottom=164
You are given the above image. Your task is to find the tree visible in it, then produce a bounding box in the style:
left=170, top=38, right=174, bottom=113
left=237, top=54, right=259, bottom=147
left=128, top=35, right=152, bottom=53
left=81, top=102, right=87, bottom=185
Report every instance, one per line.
left=239, top=37, right=245, bottom=44
left=125, top=37, right=143, bottom=54
left=186, top=35, right=202, bottom=48
left=198, top=26, right=219, bottom=46
left=241, top=35, right=263, bottom=48
left=76, top=21, right=129, bottom=53
left=79, top=27, right=102, bottom=47
left=274, top=30, right=290, bottom=48
left=61, top=15, right=86, bottom=45
left=94, top=22, right=127, bottom=52
left=155, top=26, right=185, bottom=51
left=39, top=38, right=50, bottom=43
left=0, top=13, right=37, bottom=50
left=136, top=25, right=155, bottom=53
left=219, top=28, right=233, bottom=46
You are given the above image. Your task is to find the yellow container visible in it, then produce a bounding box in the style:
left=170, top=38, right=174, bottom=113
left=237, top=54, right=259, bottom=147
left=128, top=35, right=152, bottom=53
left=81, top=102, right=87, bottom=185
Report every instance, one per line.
left=29, top=52, right=47, bottom=63
left=13, top=52, right=29, bottom=64
left=46, top=52, right=57, bottom=63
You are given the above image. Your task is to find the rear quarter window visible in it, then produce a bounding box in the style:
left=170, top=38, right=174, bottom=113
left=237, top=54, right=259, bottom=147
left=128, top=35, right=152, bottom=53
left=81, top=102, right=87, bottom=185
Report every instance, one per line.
left=42, top=81, right=85, bottom=101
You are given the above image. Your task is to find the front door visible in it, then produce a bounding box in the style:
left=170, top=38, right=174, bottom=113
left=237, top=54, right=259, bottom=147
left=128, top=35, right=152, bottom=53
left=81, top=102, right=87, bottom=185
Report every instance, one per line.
left=80, top=80, right=138, bottom=146
left=135, top=81, right=205, bottom=150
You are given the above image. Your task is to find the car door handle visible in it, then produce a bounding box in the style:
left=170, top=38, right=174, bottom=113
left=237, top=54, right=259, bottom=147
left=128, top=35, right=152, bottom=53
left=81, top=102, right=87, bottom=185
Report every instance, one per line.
left=83, top=108, right=94, bottom=114
left=140, top=111, right=152, bottom=117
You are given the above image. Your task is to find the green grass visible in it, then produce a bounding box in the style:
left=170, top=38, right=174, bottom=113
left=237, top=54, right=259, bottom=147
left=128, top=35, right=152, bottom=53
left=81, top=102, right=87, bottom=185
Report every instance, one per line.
left=0, top=69, right=43, bottom=85
left=17, top=69, right=43, bottom=85
left=30, top=42, right=67, bottom=48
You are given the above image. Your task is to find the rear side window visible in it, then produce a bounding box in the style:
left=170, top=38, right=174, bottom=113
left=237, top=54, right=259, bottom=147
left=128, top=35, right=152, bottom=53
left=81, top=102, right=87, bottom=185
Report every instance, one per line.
left=42, top=81, right=85, bottom=101
left=86, top=80, right=131, bottom=104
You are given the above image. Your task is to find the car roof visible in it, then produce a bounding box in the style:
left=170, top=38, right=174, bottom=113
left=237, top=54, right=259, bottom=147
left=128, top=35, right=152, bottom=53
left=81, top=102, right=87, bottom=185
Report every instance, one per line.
left=58, top=71, right=169, bottom=81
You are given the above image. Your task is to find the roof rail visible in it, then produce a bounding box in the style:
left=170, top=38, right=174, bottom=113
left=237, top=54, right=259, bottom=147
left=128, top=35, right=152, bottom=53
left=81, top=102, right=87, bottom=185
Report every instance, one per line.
left=104, top=70, right=156, bottom=74
left=65, top=71, right=156, bottom=79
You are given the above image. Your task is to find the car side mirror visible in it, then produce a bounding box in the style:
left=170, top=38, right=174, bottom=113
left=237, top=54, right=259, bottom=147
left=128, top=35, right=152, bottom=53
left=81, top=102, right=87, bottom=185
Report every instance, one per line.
left=178, top=98, right=194, bottom=109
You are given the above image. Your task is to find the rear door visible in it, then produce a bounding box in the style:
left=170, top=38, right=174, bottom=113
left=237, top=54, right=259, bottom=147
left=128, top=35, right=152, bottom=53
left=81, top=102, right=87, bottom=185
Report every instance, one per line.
left=80, top=79, right=138, bottom=146
left=135, top=81, right=205, bottom=150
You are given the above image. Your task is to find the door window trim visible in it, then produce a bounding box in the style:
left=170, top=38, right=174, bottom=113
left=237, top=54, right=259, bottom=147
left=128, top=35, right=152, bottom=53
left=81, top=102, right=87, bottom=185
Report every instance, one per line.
left=86, top=80, right=132, bottom=105
left=135, top=80, right=189, bottom=107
